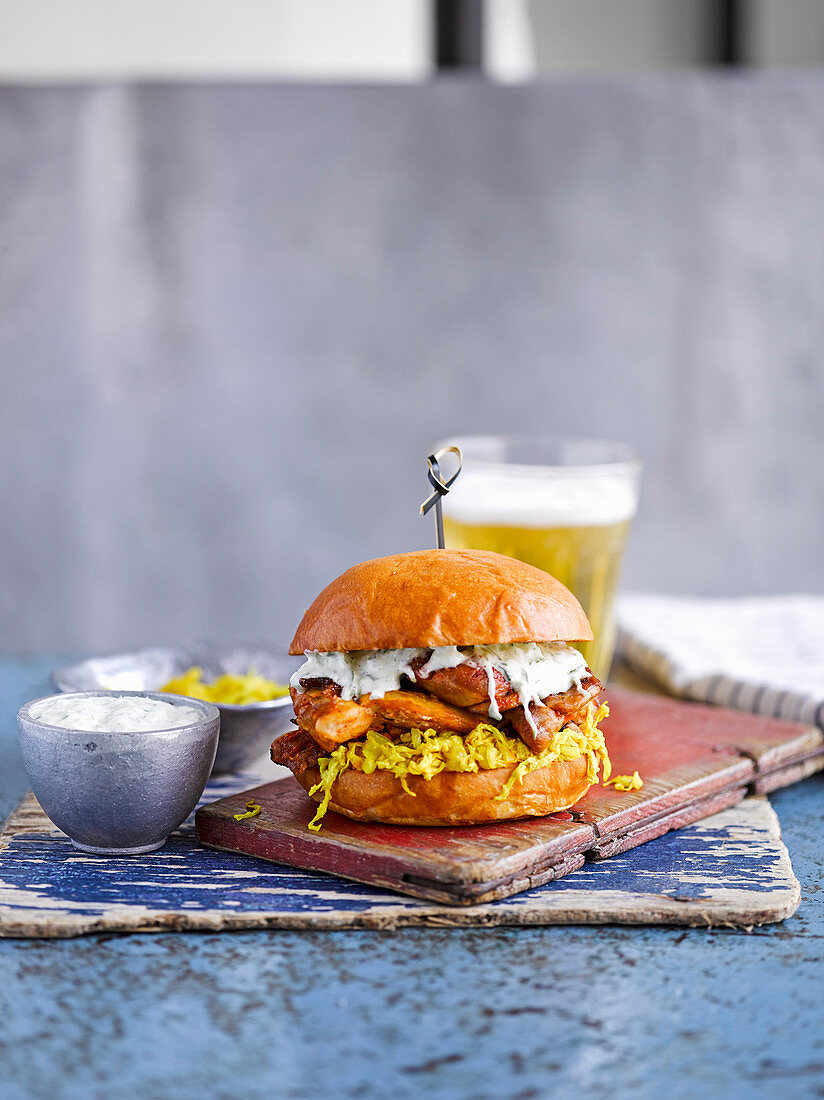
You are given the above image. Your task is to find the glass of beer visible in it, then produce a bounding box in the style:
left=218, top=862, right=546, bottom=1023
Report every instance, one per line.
left=438, top=436, right=641, bottom=681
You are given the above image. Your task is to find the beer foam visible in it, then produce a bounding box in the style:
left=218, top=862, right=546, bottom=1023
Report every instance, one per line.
left=443, top=467, right=639, bottom=528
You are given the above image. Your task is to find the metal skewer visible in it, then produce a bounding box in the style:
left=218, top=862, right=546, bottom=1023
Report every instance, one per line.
left=420, top=446, right=462, bottom=548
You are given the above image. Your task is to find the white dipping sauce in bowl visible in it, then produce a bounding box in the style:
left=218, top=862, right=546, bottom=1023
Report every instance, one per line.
left=29, top=694, right=202, bottom=732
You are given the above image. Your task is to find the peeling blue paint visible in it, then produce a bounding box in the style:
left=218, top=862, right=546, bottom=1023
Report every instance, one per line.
left=0, top=772, right=793, bottom=922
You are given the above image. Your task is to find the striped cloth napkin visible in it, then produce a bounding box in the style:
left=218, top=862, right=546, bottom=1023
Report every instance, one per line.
left=617, top=594, right=824, bottom=729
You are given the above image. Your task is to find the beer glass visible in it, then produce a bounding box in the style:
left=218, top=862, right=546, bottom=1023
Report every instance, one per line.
left=439, top=436, right=641, bottom=680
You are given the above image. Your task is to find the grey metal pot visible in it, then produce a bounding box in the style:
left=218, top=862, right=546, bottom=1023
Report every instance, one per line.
left=17, top=691, right=220, bottom=855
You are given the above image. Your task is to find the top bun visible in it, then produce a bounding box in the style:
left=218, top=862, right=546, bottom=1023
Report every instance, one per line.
left=289, top=549, right=593, bottom=654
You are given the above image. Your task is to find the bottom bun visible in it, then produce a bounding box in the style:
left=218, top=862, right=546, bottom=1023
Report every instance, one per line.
left=295, top=755, right=592, bottom=826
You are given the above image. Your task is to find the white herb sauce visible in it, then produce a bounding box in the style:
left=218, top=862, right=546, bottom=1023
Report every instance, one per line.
left=30, top=695, right=203, bottom=733
left=291, top=642, right=589, bottom=730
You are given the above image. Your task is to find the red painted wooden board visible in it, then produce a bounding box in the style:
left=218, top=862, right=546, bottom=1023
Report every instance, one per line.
left=196, top=686, right=824, bottom=905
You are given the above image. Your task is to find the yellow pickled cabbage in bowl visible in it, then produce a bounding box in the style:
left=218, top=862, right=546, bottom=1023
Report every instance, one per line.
left=160, top=666, right=289, bottom=706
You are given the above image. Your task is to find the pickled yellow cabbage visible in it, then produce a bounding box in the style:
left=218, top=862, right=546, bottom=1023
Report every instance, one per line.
left=160, top=666, right=289, bottom=706
left=307, top=701, right=611, bottom=831
left=605, top=770, right=643, bottom=791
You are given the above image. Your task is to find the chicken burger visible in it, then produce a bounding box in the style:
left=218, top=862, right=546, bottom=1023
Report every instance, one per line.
left=271, top=549, right=611, bottom=829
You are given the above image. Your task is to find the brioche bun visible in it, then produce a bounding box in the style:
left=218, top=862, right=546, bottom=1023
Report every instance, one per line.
left=289, top=548, right=592, bottom=655
left=295, top=753, right=591, bottom=826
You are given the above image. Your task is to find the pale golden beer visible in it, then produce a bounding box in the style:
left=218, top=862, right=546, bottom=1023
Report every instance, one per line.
left=440, top=437, right=641, bottom=680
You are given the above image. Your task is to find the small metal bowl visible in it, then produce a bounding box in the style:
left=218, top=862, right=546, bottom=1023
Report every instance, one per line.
left=51, top=645, right=299, bottom=774
left=18, top=691, right=220, bottom=855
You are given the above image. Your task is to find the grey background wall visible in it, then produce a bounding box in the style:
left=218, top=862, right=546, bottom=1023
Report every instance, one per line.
left=2, top=74, right=823, bottom=654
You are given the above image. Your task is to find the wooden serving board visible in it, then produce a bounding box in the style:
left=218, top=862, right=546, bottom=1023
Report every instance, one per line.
left=0, top=786, right=800, bottom=936
left=196, top=686, right=824, bottom=904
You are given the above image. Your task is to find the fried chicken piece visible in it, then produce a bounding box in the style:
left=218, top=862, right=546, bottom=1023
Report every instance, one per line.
left=416, top=661, right=601, bottom=720
left=507, top=704, right=565, bottom=753
left=505, top=674, right=601, bottom=752
left=467, top=676, right=601, bottom=720
left=270, top=727, right=320, bottom=775
left=360, top=690, right=478, bottom=734
left=413, top=660, right=520, bottom=713
left=297, top=676, right=342, bottom=695
left=288, top=669, right=603, bottom=756
left=466, top=694, right=521, bottom=716
left=549, top=675, right=602, bottom=719
left=291, top=687, right=374, bottom=753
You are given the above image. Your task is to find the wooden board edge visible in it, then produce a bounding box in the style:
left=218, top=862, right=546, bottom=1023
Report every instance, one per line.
left=0, top=880, right=799, bottom=938
left=582, top=759, right=754, bottom=841
left=196, top=833, right=587, bottom=906
left=590, top=786, right=749, bottom=859
left=0, top=792, right=55, bottom=845
left=752, top=753, right=824, bottom=794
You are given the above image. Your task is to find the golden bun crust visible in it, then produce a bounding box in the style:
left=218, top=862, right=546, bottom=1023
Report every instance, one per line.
left=289, top=549, right=592, bottom=655
left=295, top=754, right=591, bottom=826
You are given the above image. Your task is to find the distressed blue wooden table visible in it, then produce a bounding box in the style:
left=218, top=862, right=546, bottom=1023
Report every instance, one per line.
left=1, top=656, right=822, bottom=1099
